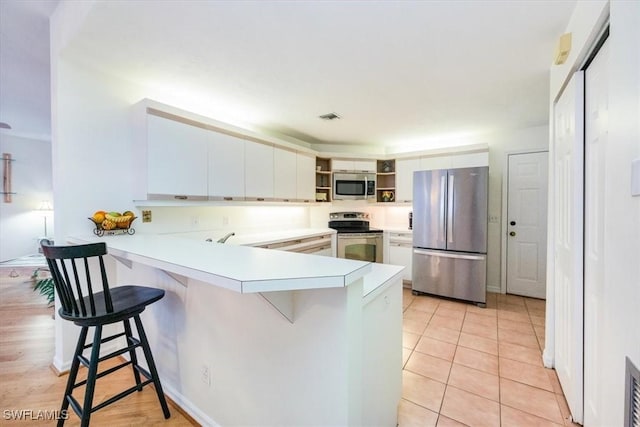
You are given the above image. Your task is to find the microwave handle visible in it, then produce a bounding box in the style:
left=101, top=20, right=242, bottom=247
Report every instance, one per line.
left=364, top=176, right=368, bottom=200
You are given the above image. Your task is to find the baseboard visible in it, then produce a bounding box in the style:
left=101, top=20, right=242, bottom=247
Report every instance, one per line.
left=487, top=284, right=501, bottom=294
left=542, top=348, right=554, bottom=368
left=161, top=381, right=219, bottom=427
left=52, top=355, right=71, bottom=374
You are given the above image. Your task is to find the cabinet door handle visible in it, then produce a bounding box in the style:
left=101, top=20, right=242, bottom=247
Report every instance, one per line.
left=174, top=195, right=188, bottom=200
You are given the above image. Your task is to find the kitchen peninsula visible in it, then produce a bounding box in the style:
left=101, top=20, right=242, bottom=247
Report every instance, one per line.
left=68, top=233, right=403, bottom=426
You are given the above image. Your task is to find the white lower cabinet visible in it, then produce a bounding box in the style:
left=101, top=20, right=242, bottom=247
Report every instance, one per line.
left=387, top=231, right=413, bottom=283
left=255, top=233, right=334, bottom=256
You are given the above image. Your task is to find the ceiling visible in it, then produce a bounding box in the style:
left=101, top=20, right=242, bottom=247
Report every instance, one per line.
left=1, top=0, right=576, bottom=151
left=0, top=0, right=58, bottom=140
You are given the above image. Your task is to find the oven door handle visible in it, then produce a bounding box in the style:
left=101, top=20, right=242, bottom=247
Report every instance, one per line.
left=337, top=233, right=382, bottom=239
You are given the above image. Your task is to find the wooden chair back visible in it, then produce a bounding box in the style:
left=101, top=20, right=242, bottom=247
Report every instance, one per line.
left=40, top=239, right=114, bottom=317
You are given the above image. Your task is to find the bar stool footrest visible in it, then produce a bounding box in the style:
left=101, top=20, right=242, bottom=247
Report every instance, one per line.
left=91, top=379, right=153, bottom=413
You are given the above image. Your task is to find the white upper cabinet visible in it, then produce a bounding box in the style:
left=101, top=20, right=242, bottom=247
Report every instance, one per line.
left=208, top=131, right=245, bottom=200
left=331, top=159, right=376, bottom=172
left=245, top=141, right=274, bottom=200
left=450, top=152, right=489, bottom=169
left=395, top=152, right=489, bottom=203
left=296, top=153, right=316, bottom=202
left=395, top=158, right=420, bottom=203
left=274, top=147, right=297, bottom=201
left=419, top=155, right=451, bottom=171
left=145, top=114, right=209, bottom=200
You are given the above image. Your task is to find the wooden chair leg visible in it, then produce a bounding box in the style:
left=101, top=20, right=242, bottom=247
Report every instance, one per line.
left=80, top=325, right=103, bottom=427
left=133, top=315, right=171, bottom=419
left=123, top=319, right=143, bottom=391
left=58, top=326, right=88, bottom=427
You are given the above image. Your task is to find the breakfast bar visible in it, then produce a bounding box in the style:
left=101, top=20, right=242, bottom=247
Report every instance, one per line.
left=68, top=234, right=403, bottom=426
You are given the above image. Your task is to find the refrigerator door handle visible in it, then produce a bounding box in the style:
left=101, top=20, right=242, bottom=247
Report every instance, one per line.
left=440, top=175, right=446, bottom=241
left=447, top=174, right=454, bottom=243
left=413, top=248, right=485, bottom=261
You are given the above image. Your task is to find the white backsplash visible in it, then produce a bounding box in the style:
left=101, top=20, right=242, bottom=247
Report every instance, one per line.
left=133, top=202, right=413, bottom=237
left=133, top=205, right=310, bottom=236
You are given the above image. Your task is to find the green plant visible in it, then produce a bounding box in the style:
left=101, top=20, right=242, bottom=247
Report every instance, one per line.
left=31, top=268, right=54, bottom=306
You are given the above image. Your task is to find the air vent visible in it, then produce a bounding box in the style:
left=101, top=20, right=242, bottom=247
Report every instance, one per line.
left=318, top=112, right=341, bottom=121
left=625, top=357, right=640, bottom=427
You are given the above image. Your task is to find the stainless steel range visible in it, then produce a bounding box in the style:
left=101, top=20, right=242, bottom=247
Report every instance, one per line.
left=328, top=212, right=383, bottom=263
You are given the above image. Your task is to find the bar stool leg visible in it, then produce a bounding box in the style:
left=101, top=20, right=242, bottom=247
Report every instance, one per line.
left=80, top=325, right=102, bottom=427
left=133, top=315, right=171, bottom=419
left=123, top=319, right=142, bottom=391
left=58, top=326, right=88, bottom=427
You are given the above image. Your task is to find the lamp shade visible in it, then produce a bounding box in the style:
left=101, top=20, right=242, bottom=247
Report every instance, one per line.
left=37, top=200, right=53, bottom=211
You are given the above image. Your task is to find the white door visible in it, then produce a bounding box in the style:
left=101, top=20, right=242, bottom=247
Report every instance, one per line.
left=506, top=152, right=548, bottom=299
left=583, top=39, right=609, bottom=427
left=553, top=71, right=585, bottom=424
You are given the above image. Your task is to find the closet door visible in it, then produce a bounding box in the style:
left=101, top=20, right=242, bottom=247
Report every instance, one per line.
left=584, top=39, right=609, bottom=427
left=552, top=71, right=584, bottom=424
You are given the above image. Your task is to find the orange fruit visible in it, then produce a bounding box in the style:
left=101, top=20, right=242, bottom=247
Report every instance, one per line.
left=92, top=210, right=106, bottom=223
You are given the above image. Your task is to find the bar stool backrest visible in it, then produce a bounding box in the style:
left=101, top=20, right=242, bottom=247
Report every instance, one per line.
left=40, top=239, right=114, bottom=317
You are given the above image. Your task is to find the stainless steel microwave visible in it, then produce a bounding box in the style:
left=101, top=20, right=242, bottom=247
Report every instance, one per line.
left=333, top=172, right=376, bottom=200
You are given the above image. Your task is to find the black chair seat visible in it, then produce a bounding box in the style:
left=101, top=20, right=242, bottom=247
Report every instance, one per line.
left=60, top=286, right=165, bottom=327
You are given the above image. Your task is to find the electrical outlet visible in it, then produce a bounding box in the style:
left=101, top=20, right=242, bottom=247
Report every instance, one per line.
left=222, top=216, right=229, bottom=226
left=489, top=214, right=500, bottom=224
left=142, top=210, right=152, bottom=223
left=191, top=216, right=200, bottom=227
left=201, top=364, right=211, bottom=386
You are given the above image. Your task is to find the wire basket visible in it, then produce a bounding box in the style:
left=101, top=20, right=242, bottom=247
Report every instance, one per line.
left=88, top=214, right=137, bottom=237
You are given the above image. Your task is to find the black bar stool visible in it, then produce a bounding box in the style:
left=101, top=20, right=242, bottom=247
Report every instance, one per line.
left=41, top=239, right=171, bottom=426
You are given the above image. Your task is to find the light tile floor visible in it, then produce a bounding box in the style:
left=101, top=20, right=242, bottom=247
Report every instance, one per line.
left=400, top=289, right=580, bottom=427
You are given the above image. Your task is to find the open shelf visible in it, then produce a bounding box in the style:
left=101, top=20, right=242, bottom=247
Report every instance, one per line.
left=315, top=157, right=332, bottom=202
left=376, top=159, right=396, bottom=202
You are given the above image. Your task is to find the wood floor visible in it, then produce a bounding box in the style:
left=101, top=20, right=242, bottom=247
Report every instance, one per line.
left=0, top=267, right=196, bottom=426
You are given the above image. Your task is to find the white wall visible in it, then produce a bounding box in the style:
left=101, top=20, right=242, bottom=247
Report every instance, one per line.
left=482, top=125, right=549, bottom=291
left=0, top=133, right=53, bottom=261
left=548, top=1, right=640, bottom=424
left=50, top=22, right=315, bottom=366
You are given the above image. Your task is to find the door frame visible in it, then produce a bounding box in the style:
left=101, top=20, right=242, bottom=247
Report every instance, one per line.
left=500, top=148, right=549, bottom=295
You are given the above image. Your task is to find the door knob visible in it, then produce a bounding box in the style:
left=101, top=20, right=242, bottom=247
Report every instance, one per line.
left=509, top=231, right=516, bottom=237
left=510, top=221, right=516, bottom=226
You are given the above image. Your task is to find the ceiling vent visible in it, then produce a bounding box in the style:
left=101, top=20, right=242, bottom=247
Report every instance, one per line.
left=318, top=112, right=341, bottom=121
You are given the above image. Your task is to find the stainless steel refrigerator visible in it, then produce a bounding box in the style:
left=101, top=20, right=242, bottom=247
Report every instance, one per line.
left=412, top=167, right=489, bottom=306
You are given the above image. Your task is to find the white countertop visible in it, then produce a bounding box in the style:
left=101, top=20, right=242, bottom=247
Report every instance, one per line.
left=169, top=228, right=335, bottom=246
left=362, top=263, right=404, bottom=304
left=384, top=228, right=413, bottom=233
left=68, top=233, right=370, bottom=294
